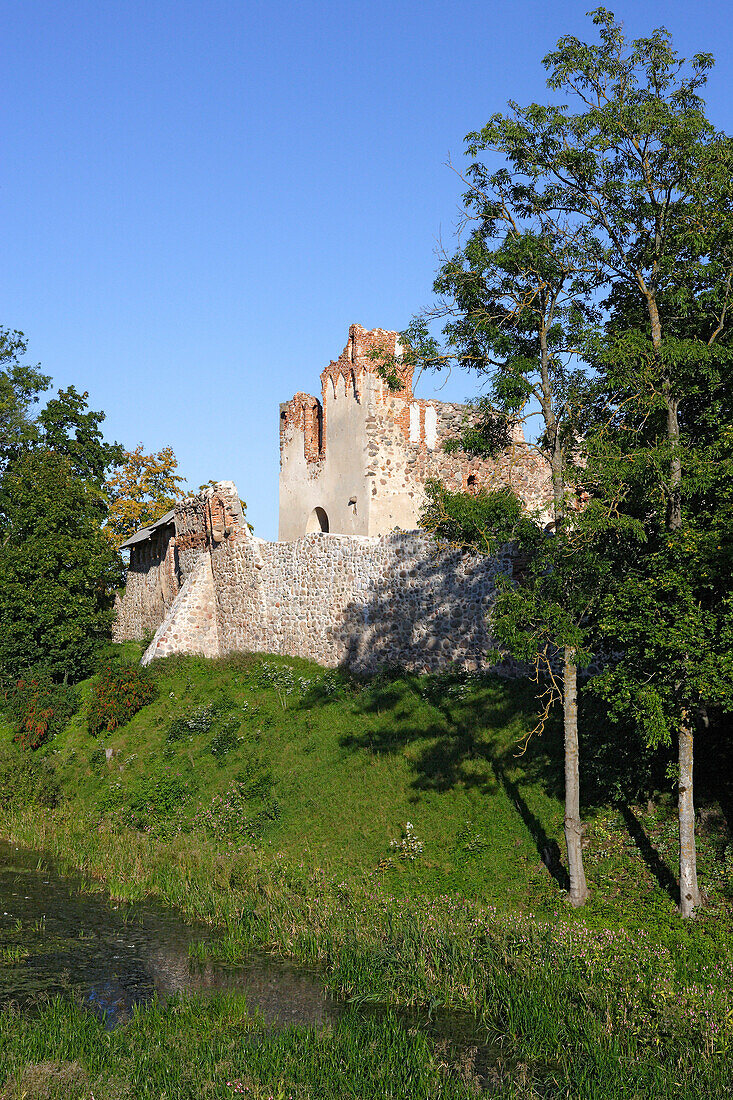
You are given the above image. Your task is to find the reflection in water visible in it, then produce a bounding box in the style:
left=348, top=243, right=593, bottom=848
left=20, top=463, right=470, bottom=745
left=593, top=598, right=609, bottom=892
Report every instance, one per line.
left=0, top=840, right=334, bottom=1028
left=0, top=840, right=497, bottom=1088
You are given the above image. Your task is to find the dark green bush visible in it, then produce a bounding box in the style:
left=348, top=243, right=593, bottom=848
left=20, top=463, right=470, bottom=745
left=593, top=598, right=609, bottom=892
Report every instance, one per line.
left=0, top=743, right=60, bottom=807
left=2, top=675, right=79, bottom=750
left=165, top=698, right=233, bottom=744
left=209, top=716, right=243, bottom=760
left=87, top=662, right=157, bottom=737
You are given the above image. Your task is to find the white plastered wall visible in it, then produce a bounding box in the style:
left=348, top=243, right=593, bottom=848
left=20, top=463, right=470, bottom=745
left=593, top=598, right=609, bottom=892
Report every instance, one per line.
left=279, top=372, right=372, bottom=540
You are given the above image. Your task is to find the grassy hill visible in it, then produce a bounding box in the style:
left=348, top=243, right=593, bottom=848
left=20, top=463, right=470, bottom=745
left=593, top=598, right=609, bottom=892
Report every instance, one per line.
left=1, top=646, right=732, bottom=1098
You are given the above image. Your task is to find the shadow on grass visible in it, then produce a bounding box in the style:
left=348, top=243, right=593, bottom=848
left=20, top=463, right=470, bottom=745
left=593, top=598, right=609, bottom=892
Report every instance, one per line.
left=322, top=661, right=573, bottom=888
left=295, top=553, right=705, bottom=898
left=618, top=802, right=679, bottom=904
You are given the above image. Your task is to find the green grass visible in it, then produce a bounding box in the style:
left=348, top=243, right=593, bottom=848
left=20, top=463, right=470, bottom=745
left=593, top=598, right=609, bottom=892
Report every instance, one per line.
left=0, top=996, right=482, bottom=1099
left=1, top=647, right=733, bottom=1098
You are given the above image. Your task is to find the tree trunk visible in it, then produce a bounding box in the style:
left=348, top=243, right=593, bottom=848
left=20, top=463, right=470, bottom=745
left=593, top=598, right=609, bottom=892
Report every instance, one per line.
left=678, top=712, right=701, bottom=918
left=563, top=648, right=589, bottom=907
left=647, top=291, right=697, bottom=913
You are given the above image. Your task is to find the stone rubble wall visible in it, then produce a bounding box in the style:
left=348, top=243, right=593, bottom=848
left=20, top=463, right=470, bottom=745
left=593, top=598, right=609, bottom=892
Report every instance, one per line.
left=113, top=528, right=180, bottom=642
left=123, top=480, right=515, bottom=674
left=165, top=526, right=510, bottom=672
left=142, top=553, right=220, bottom=665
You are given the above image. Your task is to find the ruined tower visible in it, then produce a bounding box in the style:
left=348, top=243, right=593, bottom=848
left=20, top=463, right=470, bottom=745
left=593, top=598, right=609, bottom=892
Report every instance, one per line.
left=278, top=323, right=551, bottom=540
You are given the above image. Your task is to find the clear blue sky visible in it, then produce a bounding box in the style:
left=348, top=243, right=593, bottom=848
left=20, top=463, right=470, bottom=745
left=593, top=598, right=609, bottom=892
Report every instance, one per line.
left=4, top=0, right=733, bottom=539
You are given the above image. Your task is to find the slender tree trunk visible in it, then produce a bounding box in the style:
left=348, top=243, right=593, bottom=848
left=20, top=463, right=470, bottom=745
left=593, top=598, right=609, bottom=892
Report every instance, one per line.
left=678, top=710, right=701, bottom=918
left=563, top=647, right=589, bottom=906
left=664, top=382, right=682, bottom=531
left=647, top=291, right=699, bottom=914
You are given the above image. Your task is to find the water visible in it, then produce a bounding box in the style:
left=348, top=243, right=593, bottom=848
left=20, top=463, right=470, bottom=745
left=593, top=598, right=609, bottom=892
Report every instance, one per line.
left=0, top=840, right=499, bottom=1087
left=0, top=840, right=334, bottom=1028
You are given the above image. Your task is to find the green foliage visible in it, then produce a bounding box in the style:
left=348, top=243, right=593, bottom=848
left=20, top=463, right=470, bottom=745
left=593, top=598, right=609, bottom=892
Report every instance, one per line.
left=3, top=675, right=78, bottom=750
left=0, top=328, right=49, bottom=469
left=193, top=761, right=278, bottom=843
left=0, top=999, right=479, bottom=1100
left=126, top=769, right=194, bottom=831
left=0, top=742, right=59, bottom=808
left=165, top=698, right=235, bottom=743
left=37, top=385, right=124, bottom=486
left=257, top=660, right=297, bottom=708
left=0, top=434, right=124, bottom=683
left=209, top=717, right=243, bottom=760
left=87, top=663, right=157, bottom=737
left=1, top=650, right=732, bottom=1094
left=422, top=480, right=539, bottom=556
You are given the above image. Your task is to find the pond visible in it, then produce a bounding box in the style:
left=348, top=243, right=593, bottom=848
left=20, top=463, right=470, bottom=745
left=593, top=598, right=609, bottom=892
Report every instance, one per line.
left=0, top=839, right=335, bottom=1029
left=0, top=839, right=499, bottom=1087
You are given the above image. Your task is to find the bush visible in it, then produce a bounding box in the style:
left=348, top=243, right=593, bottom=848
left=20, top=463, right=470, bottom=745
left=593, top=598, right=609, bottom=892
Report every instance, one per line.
left=126, top=770, right=193, bottom=831
left=165, top=698, right=235, bottom=743
left=192, top=754, right=277, bottom=842
left=3, top=675, right=79, bottom=750
left=87, top=662, right=157, bottom=737
left=0, top=743, right=60, bottom=808
left=209, top=716, right=243, bottom=760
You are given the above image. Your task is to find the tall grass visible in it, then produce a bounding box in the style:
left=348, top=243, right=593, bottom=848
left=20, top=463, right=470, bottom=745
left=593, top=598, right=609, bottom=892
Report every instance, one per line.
left=0, top=996, right=481, bottom=1099
left=3, top=804, right=732, bottom=1097
left=1, top=652, right=732, bottom=1097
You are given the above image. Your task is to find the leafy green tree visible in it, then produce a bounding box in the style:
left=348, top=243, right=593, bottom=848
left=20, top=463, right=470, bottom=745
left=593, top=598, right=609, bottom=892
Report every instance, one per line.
left=578, top=332, right=733, bottom=914
left=38, top=385, right=124, bottom=484
left=0, top=449, right=124, bottom=681
left=0, top=385, right=124, bottom=682
left=402, top=212, right=603, bottom=904
left=0, top=328, right=49, bottom=468
left=397, top=7, right=733, bottom=916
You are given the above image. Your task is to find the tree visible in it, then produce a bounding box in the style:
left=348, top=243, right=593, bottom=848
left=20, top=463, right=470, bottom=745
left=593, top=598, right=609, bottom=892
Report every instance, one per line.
left=0, top=450, right=124, bottom=682
left=105, top=444, right=185, bottom=548
left=399, top=7, right=733, bottom=917
left=0, top=328, right=49, bottom=468
left=38, top=385, right=124, bottom=485
left=0, top=385, right=125, bottom=682
left=398, top=216, right=602, bottom=906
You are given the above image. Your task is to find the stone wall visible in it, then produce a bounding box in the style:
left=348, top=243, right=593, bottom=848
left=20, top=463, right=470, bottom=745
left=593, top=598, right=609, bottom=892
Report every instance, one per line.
left=142, top=554, right=220, bottom=664
left=134, top=481, right=515, bottom=672
left=113, top=526, right=180, bottom=642
left=209, top=528, right=512, bottom=672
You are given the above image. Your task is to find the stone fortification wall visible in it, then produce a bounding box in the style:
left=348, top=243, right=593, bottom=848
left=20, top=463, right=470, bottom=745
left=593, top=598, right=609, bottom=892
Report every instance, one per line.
left=142, top=554, right=219, bottom=664
left=210, top=529, right=511, bottom=672
left=113, top=527, right=180, bottom=642
left=139, top=487, right=513, bottom=672
left=115, top=482, right=242, bottom=649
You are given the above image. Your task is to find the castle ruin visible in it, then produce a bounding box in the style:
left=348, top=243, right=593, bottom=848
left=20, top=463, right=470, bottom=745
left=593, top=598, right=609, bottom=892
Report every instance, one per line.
left=114, top=325, right=553, bottom=671
left=279, top=324, right=550, bottom=539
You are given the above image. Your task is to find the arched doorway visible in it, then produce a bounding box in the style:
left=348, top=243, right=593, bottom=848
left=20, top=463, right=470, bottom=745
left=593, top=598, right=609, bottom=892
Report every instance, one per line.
left=306, top=507, right=329, bottom=533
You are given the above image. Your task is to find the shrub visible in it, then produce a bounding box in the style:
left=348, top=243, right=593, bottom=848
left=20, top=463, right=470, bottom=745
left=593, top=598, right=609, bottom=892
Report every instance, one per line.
left=87, top=662, right=157, bottom=737
left=209, top=716, right=243, bottom=760
left=126, top=770, right=193, bottom=831
left=0, top=743, right=60, bottom=807
left=165, top=698, right=235, bottom=743
left=390, top=821, right=424, bottom=861
left=257, top=660, right=296, bottom=708
left=3, top=675, right=79, bottom=750
left=192, top=755, right=277, bottom=842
